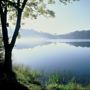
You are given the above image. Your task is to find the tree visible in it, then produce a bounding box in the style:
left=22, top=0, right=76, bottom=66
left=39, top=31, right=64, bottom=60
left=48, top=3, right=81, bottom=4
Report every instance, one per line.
left=0, top=0, right=78, bottom=77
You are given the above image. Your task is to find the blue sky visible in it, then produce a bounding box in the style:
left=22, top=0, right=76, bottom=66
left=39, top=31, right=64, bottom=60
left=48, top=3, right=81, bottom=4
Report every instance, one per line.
left=22, top=0, right=90, bottom=34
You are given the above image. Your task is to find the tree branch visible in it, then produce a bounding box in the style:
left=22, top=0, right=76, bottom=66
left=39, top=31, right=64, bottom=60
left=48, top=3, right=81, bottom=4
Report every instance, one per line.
left=10, top=10, right=22, bottom=50
left=21, top=0, right=28, bottom=10
left=17, top=0, right=20, bottom=8
left=10, top=0, right=28, bottom=49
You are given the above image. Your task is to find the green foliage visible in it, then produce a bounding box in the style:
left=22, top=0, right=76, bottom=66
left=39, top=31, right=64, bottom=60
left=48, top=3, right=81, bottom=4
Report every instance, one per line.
left=59, top=0, right=80, bottom=5
left=7, top=0, right=56, bottom=20
left=47, top=82, right=87, bottom=90
left=13, top=65, right=90, bottom=90
left=48, top=0, right=55, bottom=4
left=28, top=84, right=42, bottom=90
left=13, top=65, right=43, bottom=90
left=48, top=73, right=61, bottom=84
left=22, top=0, right=56, bottom=19
left=13, top=65, right=41, bottom=85
left=5, top=0, right=79, bottom=21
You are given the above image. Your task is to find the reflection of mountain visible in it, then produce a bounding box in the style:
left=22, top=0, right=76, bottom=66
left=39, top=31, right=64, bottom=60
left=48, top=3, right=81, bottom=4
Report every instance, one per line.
left=15, top=39, right=51, bottom=49
left=66, top=42, right=90, bottom=47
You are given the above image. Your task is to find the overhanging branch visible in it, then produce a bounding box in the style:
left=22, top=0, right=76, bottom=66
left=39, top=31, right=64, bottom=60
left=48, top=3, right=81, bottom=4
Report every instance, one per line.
left=10, top=10, right=22, bottom=50
left=21, top=0, right=28, bottom=10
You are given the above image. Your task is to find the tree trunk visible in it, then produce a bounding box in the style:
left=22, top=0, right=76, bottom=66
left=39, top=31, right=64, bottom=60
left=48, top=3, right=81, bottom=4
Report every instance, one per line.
left=4, top=47, right=13, bottom=76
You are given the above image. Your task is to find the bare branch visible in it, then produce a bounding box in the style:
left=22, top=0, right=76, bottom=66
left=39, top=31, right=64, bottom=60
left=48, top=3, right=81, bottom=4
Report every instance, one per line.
left=10, top=10, right=22, bottom=49
left=21, top=0, right=28, bottom=10
left=17, top=0, right=20, bottom=8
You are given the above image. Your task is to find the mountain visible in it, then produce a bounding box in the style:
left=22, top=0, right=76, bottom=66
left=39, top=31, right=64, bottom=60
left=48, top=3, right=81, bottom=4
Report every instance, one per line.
left=19, top=29, right=55, bottom=39
left=8, top=28, right=55, bottom=39
left=56, top=30, right=90, bottom=39
left=9, top=29, right=90, bottom=39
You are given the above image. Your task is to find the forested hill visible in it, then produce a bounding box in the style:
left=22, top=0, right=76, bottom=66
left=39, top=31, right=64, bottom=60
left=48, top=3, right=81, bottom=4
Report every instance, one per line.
left=56, top=30, right=90, bottom=39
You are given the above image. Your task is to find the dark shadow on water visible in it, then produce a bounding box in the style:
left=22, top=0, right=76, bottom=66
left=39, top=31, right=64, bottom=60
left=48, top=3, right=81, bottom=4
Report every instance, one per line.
left=65, top=42, right=90, bottom=47
left=0, top=60, right=29, bottom=90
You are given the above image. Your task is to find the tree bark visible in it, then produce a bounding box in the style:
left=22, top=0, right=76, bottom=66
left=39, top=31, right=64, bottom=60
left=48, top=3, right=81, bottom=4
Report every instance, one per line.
left=4, top=46, right=13, bottom=76
left=0, top=0, right=28, bottom=77
left=0, top=2, right=13, bottom=76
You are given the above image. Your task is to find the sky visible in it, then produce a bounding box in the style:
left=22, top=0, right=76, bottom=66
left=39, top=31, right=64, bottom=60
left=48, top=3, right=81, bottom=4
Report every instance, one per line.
left=22, top=0, right=90, bottom=35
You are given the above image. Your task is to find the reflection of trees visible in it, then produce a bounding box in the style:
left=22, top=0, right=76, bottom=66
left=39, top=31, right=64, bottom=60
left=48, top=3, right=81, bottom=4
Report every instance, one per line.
left=66, top=42, right=90, bottom=47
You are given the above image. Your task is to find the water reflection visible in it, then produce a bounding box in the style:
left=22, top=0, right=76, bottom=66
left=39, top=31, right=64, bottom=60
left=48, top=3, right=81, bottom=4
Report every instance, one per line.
left=15, top=38, right=51, bottom=49
left=15, top=41, right=51, bottom=49
left=13, top=41, right=90, bottom=84
left=65, top=42, right=90, bottom=47
left=15, top=38, right=90, bottom=49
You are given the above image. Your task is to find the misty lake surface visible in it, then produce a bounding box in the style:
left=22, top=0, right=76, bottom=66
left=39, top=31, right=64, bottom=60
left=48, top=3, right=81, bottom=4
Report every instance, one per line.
left=12, top=39, right=90, bottom=84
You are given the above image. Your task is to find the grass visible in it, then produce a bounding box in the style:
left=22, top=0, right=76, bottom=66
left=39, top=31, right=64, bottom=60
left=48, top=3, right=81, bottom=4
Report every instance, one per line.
left=13, top=65, right=42, bottom=90
left=46, top=83, right=86, bottom=90
left=13, top=65, right=90, bottom=90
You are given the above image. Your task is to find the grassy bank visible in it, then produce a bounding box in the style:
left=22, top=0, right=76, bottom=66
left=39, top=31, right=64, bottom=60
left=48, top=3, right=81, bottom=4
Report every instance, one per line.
left=13, top=65, right=90, bottom=90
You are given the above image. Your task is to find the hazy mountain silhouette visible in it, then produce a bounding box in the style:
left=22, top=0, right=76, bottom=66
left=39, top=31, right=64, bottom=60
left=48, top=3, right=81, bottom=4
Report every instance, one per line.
left=20, top=29, right=90, bottom=39
left=9, top=29, right=90, bottom=39
left=18, top=29, right=55, bottom=39
left=56, top=30, right=90, bottom=39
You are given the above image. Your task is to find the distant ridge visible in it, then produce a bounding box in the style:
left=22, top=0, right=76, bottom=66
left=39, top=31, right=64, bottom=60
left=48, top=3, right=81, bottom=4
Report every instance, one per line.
left=10, top=29, right=90, bottom=39
left=19, top=29, right=55, bottom=39
left=57, top=30, right=90, bottom=39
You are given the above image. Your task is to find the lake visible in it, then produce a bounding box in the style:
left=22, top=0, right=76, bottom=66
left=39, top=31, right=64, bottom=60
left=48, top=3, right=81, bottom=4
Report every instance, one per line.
left=12, top=39, right=90, bottom=84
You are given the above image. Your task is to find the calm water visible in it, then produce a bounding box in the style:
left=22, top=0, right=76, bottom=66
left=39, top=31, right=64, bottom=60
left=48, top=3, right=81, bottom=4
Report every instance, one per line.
left=13, top=39, right=90, bottom=84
